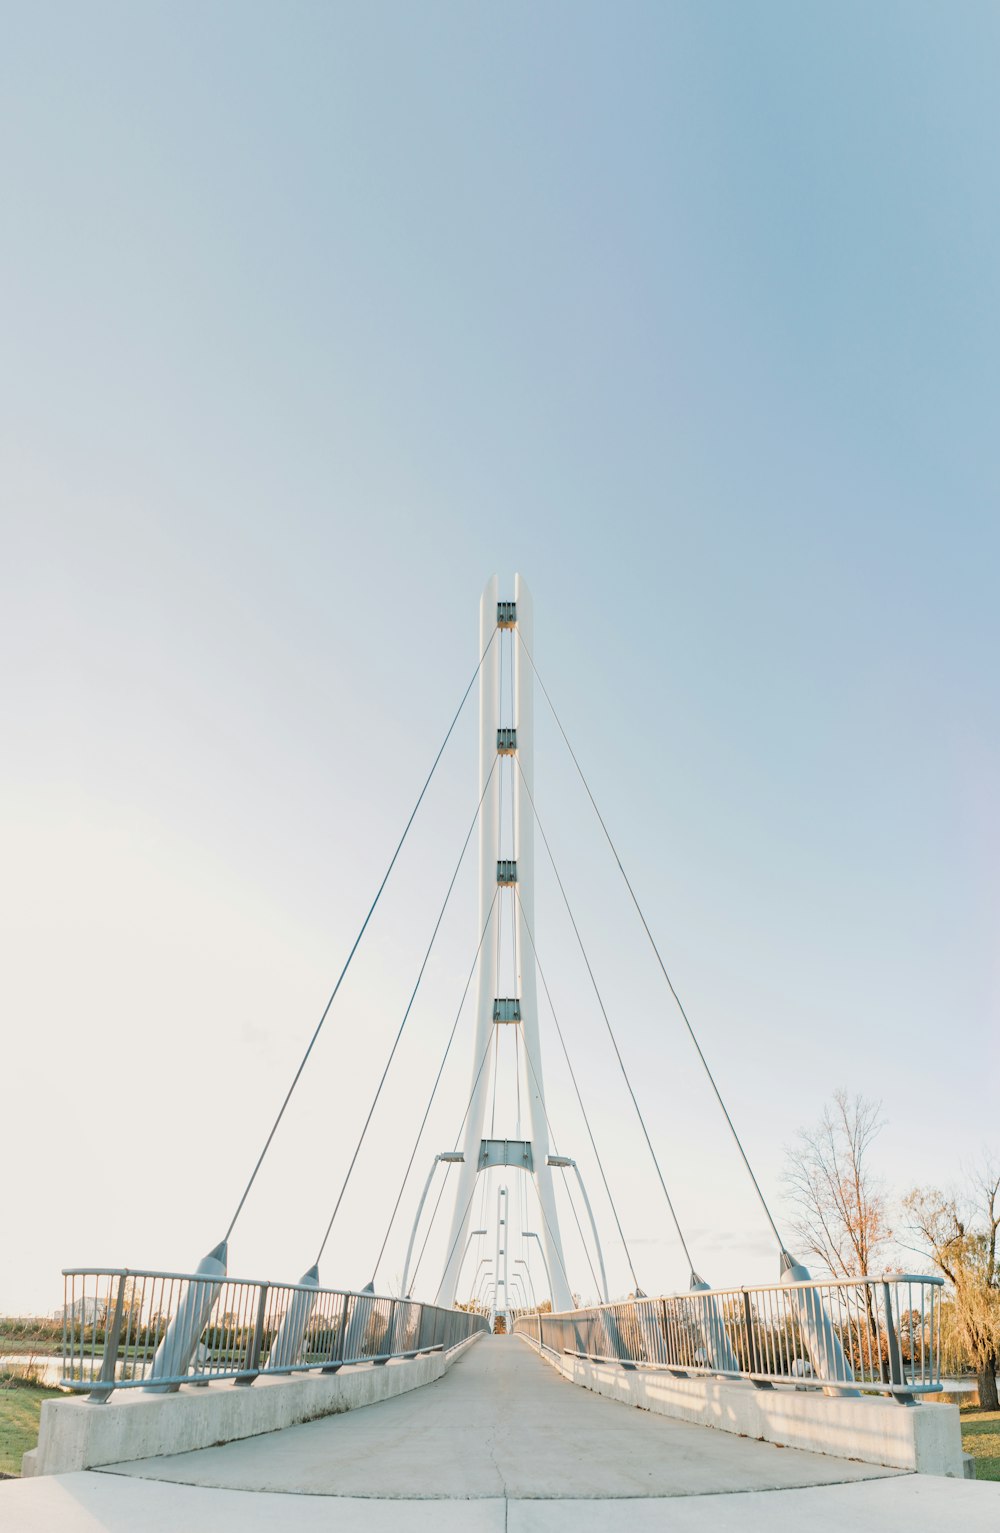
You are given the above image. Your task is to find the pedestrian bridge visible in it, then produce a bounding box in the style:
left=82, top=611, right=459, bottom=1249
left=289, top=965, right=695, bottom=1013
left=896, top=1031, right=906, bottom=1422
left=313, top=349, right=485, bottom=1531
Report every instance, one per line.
left=46, top=1340, right=907, bottom=1497
left=6, top=581, right=997, bottom=1528
left=7, top=1336, right=997, bottom=1531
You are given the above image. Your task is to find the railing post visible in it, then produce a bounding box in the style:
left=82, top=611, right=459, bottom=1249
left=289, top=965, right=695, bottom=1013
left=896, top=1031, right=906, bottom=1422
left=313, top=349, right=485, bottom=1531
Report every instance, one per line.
left=322, top=1293, right=351, bottom=1373
left=87, top=1275, right=126, bottom=1405
left=375, top=1300, right=396, bottom=1365
left=660, top=1298, right=684, bottom=1377
left=742, top=1288, right=773, bottom=1389
left=882, top=1281, right=913, bottom=1404
left=601, top=1304, right=628, bottom=1367
left=635, top=1297, right=663, bottom=1367
left=235, top=1284, right=269, bottom=1386
left=343, top=1286, right=375, bottom=1361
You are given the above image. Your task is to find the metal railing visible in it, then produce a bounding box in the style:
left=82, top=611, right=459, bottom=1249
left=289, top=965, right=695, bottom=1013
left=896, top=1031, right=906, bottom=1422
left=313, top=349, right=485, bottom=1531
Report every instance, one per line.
left=512, top=1274, right=944, bottom=1400
left=61, top=1268, right=488, bottom=1400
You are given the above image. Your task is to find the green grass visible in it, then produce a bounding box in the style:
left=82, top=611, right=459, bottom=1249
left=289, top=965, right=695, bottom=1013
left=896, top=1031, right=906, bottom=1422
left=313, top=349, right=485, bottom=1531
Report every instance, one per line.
left=0, top=1383, right=63, bottom=1477
left=961, top=1407, right=1000, bottom=1482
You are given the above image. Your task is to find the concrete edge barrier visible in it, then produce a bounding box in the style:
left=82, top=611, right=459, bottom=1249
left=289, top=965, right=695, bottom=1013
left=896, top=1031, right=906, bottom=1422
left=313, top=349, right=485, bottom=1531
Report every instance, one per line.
left=23, top=1331, right=483, bottom=1478
left=514, top=1334, right=964, bottom=1478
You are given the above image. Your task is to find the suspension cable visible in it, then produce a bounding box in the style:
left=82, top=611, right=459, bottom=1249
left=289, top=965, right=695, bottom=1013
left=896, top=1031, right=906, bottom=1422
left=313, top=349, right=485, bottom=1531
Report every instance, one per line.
left=409, top=1008, right=502, bottom=1296
left=523, top=1065, right=602, bottom=1302
left=559, top=1165, right=603, bottom=1302
left=313, top=755, right=498, bottom=1265
left=514, top=757, right=695, bottom=1276
left=514, top=631, right=785, bottom=1251
left=514, top=888, right=640, bottom=1292
left=421, top=1170, right=478, bottom=1303
left=369, top=885, right=500, bottom=1285
left=223, top=629, right=497, bottom=1243
left=522, top=1156, right=576, bottom=1301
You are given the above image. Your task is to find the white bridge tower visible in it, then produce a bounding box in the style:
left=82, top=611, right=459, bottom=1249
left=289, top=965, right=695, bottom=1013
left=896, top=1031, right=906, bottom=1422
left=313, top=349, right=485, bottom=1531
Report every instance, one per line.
left=437, top=575, right=573, bottom=1312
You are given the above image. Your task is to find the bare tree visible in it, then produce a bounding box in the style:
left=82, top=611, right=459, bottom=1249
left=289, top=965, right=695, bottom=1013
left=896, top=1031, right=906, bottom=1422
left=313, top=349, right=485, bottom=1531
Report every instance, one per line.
left=904, top=1161, right=1000, bottom=1412
left=783, top=1089, right=891, bottom=1278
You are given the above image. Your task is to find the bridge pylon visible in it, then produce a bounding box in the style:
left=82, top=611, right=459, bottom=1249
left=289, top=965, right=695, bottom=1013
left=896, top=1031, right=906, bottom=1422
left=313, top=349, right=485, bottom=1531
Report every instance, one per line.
left=437, top=575, right=573, bottom=1312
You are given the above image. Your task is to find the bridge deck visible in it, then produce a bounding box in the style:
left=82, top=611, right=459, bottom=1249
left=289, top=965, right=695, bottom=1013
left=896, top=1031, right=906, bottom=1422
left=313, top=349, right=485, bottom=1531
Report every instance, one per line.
left=100, top=1335, right=897, bottom=1499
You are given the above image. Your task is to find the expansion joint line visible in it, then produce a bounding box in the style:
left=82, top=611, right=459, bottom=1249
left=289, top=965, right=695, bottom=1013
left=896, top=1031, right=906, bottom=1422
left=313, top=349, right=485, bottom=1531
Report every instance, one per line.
left=514, top=755, right=696, bottom=1277
left=223, top=626, right=499, bottom=1244
left=514, top=629, right=785, bottom=1253
left=314, top=753, right=500, bottom=1265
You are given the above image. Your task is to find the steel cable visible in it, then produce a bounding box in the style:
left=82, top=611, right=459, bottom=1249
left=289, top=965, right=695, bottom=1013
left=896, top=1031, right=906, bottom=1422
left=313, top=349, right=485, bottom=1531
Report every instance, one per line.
left=510, top=984, right=608, bottom=1303
left=314, top=755, right=499, bottom=1265
left=223, top=628, right=498, bottom=1243
left=513, top=888, right=640, bottom=1293
left=369, top=885, right=500, bottom=1286
left=409, top=1011, right=502, bottom=1297
left=514, top=756, right=696, bottom=1276
left=514, top=630, right=785, bottom=1251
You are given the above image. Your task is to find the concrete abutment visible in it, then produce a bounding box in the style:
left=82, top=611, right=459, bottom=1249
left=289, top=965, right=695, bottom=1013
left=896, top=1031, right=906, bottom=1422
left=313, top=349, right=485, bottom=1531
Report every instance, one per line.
left=516, top=1334, right=965, bottom=1477
left=22, top=1333, right=482, bottom=1477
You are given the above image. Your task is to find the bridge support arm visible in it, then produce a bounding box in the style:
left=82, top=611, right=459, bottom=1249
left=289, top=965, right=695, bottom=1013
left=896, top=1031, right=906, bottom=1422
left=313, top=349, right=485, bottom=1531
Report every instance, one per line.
left=268, top=1265, right=320, bottom=1370
left=145, top=1241, right=228, bottom=1392
left=401, top=1154, right=465, bottom=1297
left=780, top=1252, right=859, bottom=1397
left=400, top=1159, right=440, bottom=1298
left=515, top=1257, right=538, bottom=1310
left=573, top=1164, right=610, bottom=1305
left=689, top=1272, right=741, bottom=1376
left=548, top=1156, right=609, bottom=1304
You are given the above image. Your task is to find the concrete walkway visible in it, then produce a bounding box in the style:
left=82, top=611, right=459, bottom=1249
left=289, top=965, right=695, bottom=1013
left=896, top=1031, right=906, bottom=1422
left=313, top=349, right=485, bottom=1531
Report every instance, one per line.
left=3, top=1336, right=1000, bottom=1530
left=97, top=1335, right=897, bottom=1498
left=4, top=1466, right=1000, bottom=1532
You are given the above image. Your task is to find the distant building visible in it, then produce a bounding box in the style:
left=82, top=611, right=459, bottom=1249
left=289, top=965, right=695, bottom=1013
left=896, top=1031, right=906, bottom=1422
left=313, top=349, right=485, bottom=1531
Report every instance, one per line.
left=57, top=1296, right=107, bottom=1325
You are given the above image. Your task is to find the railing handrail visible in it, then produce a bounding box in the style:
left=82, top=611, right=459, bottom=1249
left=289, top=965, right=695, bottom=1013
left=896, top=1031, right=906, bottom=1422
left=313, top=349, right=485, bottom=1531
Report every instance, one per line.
left=60, top=1266, right=488, bottom=1400
left=512, top=1273, right=943, bottom=1401
left=61, top=1266, right=424, bottom=1300
left=538, top=1271, right=943, bottom=1319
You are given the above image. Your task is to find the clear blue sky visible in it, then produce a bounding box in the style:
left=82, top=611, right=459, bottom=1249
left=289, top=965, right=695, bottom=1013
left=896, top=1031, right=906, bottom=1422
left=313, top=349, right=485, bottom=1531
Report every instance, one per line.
left=2, top=2, right=998, bottom=1313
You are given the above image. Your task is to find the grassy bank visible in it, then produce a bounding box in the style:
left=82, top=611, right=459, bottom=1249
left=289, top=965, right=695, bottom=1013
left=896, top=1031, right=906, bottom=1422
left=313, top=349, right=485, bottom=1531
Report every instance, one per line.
left=0, top=1318, right=62, bottom=1358
left=0, top=1382, right=63, bottom=1477
left=962, top=1408, right=1000, bottom=1482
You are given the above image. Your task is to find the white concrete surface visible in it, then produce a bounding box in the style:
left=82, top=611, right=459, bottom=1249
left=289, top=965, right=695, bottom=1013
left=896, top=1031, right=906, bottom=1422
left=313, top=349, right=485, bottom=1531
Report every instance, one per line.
left=23, top=1333, right=480, bottom=1477
left=2, top=1470, right=1000, bottom=1533
left=522, top=1334, right=965, bottom=1476
left=0, top=1474, right=506, bottom=1532
left=512, top=1478, right=1000, bottom=1531
left=92, top=1336, right=899, bottom=1497
left=4, top=1340, right=999, bottom=1532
